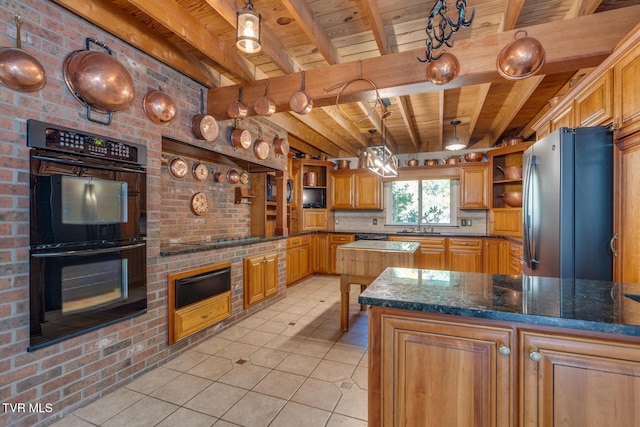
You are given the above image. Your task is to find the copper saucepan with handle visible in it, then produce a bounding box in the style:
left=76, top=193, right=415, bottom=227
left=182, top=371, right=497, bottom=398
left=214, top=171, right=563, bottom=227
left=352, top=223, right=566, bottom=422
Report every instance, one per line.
left=230, top=120, right=252, bottom=150
left=273, top=135, right=289, bottom=157
left=191, top=88, right=219, bottom=141
left=227, top=86, right=248, bottom=119
left=290, top=70, right=313, bottom=114
left=253, top=128, right=270, bottom=160
left=254, top=80, right=276, bottom=117
left=0, top=14, right=46, bottom=92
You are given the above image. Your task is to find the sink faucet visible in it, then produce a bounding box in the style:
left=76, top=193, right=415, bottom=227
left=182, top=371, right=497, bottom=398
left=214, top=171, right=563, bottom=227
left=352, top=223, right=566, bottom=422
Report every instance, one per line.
left=419, top=217, right=434, bottom=233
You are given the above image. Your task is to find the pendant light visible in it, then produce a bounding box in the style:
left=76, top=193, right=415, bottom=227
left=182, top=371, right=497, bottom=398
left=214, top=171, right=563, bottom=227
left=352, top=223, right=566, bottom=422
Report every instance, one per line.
left=236, top=0, right=262, bottom=54
left=445, top=119, right=466, bottom=151
left=366, top=125, right=398, bottom=178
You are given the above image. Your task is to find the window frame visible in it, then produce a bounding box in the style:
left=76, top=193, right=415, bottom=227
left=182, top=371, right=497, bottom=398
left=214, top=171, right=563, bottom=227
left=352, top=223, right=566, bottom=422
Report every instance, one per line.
left=384, top=178, right=459, bottom=227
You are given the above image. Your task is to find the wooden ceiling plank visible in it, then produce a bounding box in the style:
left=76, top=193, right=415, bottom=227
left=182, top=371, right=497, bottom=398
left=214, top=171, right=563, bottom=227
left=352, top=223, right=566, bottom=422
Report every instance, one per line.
left=361, top=0, right=388, bottom=54
left=52, top=0, right=223, bottom=88
left=565, top=0, right=605, bottom=18
left=281, top=0, right=342, bottom=65
left=126, top=0, right=256, bottom=81
left=468, top=83, right=492, bottom=143
left=207, top=5, right=640, bottom=118
left=502, top=0, right=526, bottom=31
left=396, top=96, right=420, bottom=152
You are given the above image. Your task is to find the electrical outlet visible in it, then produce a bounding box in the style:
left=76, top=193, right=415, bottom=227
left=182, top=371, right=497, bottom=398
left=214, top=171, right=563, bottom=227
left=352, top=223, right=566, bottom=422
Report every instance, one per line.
left=461, top=219, right=467, bottom=226
left=467, top=219, right=472, bottom=226
left=335, top=218, right=339, bottom=225
left=373, top=218, right=377, bottom=225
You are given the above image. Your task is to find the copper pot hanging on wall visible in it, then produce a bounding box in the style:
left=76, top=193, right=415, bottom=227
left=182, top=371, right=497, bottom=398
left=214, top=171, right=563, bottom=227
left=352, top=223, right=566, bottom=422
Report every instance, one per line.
left=290, top=70, right=313, bottom=114
left=497, top=31, right=546, bottom=80
left=63, top=37, right=134, bottom=125
left=191, top=88, right=218, bottom=141
left=0, top=14, right=46, bottom=92
left=143, top=89, right=177, bottom=125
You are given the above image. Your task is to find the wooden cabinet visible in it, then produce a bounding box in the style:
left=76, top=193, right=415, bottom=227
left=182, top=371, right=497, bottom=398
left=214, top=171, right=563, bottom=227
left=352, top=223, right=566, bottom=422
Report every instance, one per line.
left=483, top=238, right=507, bottom=274
left=250, top=172, right=288, bottom=238
left=173, top=293, right=231, bottom=344
left=488, top=144, right=531, bottom=238
left=549, top=104, right=574, bottom=131
left=574, top=69, right=613, bottom=127
left=311, top=233, right=329, bottom=274
left=302, top=209, right=328, bottom=231
left=244, top=253, right=278, bottom=307
left=507, top=240, right=523, bottom=275
left=293, top=159, right=334, bottom=231
left=330, top=169, right=382, bottom=210
left=389, top=235, right=447, bottom=270
left=521, top=331, right=640, bottom=427
left=448, top=238, right=483, bottom=272
left=614, top=42, right=640, bottom=140
left=368, top=308, right=513, bottom=427
left=329, top=233, right=354, bottom=274
left=286, top=236, right=311, bottom=285
left=459, top=164, right=490, bottom=209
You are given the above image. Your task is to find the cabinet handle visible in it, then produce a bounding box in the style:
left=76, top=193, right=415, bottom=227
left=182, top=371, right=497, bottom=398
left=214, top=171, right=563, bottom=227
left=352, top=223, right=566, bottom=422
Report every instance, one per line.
left=499, top=345, right=511, bottom=356
left=529, top=351, right=542, bottom=362
left=201, top=312, right=212, bottom=319
left=610, top=233, right=618, bottom=257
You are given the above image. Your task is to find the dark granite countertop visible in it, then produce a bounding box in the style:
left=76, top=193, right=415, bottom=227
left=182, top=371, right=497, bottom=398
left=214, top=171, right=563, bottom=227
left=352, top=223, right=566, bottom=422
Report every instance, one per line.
left=160, top=236, right=285, bottom=256
left=359, top=268, right=640, bottom=337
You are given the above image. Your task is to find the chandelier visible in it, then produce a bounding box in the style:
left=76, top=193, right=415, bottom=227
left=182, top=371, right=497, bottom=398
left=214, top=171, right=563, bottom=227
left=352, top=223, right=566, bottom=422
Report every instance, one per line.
left=366, top=127, right=398, bottom=178
left=236, top=0, right=262, bottom=53
left=444, top=119, right=466, bottom=151
left=418, top=0, right=475, bottom=63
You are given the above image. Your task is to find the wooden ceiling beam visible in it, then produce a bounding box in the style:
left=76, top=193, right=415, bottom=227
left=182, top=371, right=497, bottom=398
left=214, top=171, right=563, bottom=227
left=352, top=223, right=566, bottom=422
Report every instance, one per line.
left=565, top=0, right=604, bottom=19
left=267, top=114, right=341, bottom=157
left=207, top=6, right=640, bottom=119
left=361, top=0, right=388, bottom=54
left=467, top=83, right=491, bottom=145
left=501, top=0, right=525, bottom=31
left=396, top=96, right=420, bottom=152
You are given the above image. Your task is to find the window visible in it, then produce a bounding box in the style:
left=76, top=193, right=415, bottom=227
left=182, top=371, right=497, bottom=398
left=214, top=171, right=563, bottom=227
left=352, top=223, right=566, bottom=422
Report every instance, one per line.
left=386, top=179, right=459, bottom=226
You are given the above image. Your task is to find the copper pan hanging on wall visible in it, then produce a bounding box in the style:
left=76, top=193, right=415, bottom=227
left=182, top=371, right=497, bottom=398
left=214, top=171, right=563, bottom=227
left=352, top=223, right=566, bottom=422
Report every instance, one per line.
left=191, top=88, right=218, bottom=140
left=253, top=128, right=270, bottom=160
left=273, top=135, right=289, bottom=157
left=227, top=86, right=248, bottom=119
left=63, top=37, right=134, bottom=125
left=254, top=80, right=276, bottom=117
left=230, top=120, right=252, bottom=150
left=497, top=31, right=546, bottom=80
left=289, top=70, right=313, bottom=114
left=0, top=14, right=46, bottom=92
left=143, top=88, right=177, bottom=125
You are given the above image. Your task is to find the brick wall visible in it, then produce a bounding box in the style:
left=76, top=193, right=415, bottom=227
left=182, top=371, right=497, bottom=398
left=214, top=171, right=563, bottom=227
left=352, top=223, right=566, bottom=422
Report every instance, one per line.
left=0, top=1, right=288, bottom=426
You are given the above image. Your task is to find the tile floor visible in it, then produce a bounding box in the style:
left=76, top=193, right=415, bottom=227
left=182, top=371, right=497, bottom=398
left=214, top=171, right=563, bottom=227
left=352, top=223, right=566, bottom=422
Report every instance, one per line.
left=53, top=275, right=369, bottom=427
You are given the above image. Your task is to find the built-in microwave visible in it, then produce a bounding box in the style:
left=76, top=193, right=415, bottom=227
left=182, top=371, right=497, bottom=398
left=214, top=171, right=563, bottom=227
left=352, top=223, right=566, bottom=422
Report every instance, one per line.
left=266, top=175, right=293, bottom=203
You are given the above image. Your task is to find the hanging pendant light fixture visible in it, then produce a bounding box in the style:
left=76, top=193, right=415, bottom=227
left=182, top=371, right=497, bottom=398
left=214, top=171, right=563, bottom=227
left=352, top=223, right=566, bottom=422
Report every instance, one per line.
left=445, top=119, right=466, bottom=151
left=366, top=125, right=398, bottom=178
left=236, top=0, right=262, bottom=54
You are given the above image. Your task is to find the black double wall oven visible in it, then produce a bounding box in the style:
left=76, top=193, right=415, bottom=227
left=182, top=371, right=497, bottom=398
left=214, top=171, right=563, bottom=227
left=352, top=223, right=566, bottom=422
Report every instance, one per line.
left=28, top=120, right=147, bottom=350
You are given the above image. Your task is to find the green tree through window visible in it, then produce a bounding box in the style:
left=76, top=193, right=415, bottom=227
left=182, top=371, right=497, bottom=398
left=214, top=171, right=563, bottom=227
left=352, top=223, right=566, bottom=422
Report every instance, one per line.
left=391, top=179, right=451, bottom=224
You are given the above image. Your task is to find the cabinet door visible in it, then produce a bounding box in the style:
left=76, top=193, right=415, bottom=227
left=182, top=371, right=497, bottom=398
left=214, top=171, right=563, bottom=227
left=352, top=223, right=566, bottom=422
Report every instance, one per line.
left=550, top=105, right=573, bottom=131
left=460, top=165, right=489, bottom=209
left=263, top=254, right=278, bottom=297
left=311, top=234, right=328, bottom=273
left=483, top=239, right=506, bottom=274
left=614, top=43, right=640, bottom=139
left=303, top=209, right=327, bottom=230
left=330, top=172, right=354, bottom=209
left=420, top=239, right=447, bottom=270
left=244, top=256, right=266, bottom=307
left=370, top=308, right=513, bottom=427
left=355, top=172, right=382, bottom=209
left=286, top=248, right=296, bottom=284
left=329, top=234, right=355, bottom=274
left=575, top=69, right=613, bottom=127
left=491, top=208, right=523, bottom=237
left=521, top=331, right=640, bottom=427
left=448, top=238, right=483, bottom=272
left=616, top=141, right=640, bottom=283
left=298, top=243, right=310, bottom=279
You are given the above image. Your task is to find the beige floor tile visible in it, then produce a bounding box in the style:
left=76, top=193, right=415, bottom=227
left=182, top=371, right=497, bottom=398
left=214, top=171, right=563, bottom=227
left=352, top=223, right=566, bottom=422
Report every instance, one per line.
left=150, top=373, right=212, bottom=406
left=291, top=378, right=341, bottom=411
left=337, top=332, right=368, bottom=348
left=212, top=420, right=240, bottom=427
left=49, top=414, right=95, bottom=427
left=295, top=314, right=327, bottom=328
left=221, top=391, right=286, bottom=426
left=217, top=363, right=271, bottom=389
left=253, top=370, right=305, bottom=400
left=292, top=339, right=333, bottom=358
left=215, top=325, right=252, bottom=341
left=249, top=307, right=280, bottom=320
left=359, top=349, right=369, bottom=367
left=263, top=335, right=304, bottom=352
left=155, top=407, right=217, bottom=427
left=237, top=329, right=278, bottom=347
left=351, top=366, right=368, bottom=390
left=214, top=341, right=260, bottom=360
left=310, top=360, right=357, bottom=383
left=270, top=311, right=303, bottom=323
left=125, top=367, right=182, bottom=395
left=102, top=396, right=178, bottom=427
left=306, top=307, right=335, bottom=320
left=307, top=327, right=343, bottom=343
left=164, top=350, right=211, bottom=372
left=275, top=353, right=322, bottom=376
left=187, top=355, right=234, bottom=380
left=192, top=336, right=235, bottom=355
left=324, top=344, right=366, bottom=365
left=254, top=319, right=288, bottom=334
left=184, top=382, right=247, bottom=417
left=326, top=413, right=369, bottom=427
left=334, top=386, right=368, bottom=421
left=73, top=388, right=144, bottom=425
left=269, top=401, right=331, bottom=427
left=236, top=315, right=268, bottom=330
left=279, top=323, right=316, bottom=338
left=249, top=347, right=290, bottom=368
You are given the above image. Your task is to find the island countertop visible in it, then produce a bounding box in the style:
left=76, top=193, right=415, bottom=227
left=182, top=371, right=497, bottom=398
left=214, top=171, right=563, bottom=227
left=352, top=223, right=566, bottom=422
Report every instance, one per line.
left=359, top=268, right=640, bottom=336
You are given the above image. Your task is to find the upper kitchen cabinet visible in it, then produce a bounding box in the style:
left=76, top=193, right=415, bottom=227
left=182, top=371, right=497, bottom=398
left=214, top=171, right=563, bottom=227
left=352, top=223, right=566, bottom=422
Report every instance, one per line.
left=615, top=42, right=640, bottom=140
left=459, top=163, right=490, bottom=210
left=488, top=144, right=532, bottom=238
left=330, top=168, right=382, bottom=210
left=574, top=70, right=614, bottom=128
left=293, top=158, right=334, bottom=231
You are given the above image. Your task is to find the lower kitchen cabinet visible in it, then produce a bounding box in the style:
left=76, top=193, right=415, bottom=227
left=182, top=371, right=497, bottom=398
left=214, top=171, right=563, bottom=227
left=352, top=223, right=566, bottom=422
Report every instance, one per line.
left=311, top=233, right=329, bottom=273
left=329, top=233, right=355, bottom=274
left=448, top=238, right=483, bottom=272
left=507, top=241, right=523, bottom=275
left=369, top=308, right=514, bottom=426
left=520, top=330, right=640, bottom=426
left=244, top=253, right=278, bottom=307
left=389, top=235, right=446, bottom=269
left=483, top=238, right=507, bottom=274
left=286, top=235, right=311, bottom=285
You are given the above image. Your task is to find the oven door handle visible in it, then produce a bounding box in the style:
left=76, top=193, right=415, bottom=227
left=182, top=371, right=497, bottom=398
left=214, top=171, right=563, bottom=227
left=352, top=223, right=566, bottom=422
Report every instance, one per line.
left=31, top=154, right=145, bottom=174
left=31, top=242, right=146, bottom=258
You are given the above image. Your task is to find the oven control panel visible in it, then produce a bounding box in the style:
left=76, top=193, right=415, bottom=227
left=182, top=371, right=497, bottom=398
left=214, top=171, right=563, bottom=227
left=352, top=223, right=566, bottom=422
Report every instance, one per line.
left=27, top=119, right=146, bottom=165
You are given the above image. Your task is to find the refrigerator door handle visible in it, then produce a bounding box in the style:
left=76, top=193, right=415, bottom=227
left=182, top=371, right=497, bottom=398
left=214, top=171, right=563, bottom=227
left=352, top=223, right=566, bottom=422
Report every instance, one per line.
left=523, top=154, right=538, bottom=269
left=610, top=233, right=618, bottom=257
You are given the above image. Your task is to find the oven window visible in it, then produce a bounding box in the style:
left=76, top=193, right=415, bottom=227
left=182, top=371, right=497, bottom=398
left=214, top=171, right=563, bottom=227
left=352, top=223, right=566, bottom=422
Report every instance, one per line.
left=61, top=259, right=127, bottom=314
left=61, top=176, right=127, bottom=225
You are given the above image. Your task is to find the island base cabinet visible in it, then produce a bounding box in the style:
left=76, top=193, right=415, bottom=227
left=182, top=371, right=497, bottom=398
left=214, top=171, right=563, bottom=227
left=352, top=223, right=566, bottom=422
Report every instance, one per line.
left=520, top=331, right=640, bottom=427
left=369, top=307, right=514, bottom=427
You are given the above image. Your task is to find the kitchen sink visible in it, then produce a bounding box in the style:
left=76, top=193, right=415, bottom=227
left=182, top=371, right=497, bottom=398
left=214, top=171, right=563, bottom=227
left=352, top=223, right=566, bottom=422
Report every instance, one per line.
left=398, top=230, right=442, bottom=235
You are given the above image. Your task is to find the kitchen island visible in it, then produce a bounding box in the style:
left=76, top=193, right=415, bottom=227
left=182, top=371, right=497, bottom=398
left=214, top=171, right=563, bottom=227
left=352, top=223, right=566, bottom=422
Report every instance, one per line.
left=360, top=268, right=640, bottom=426
left=336, top=240, right=420, bottom=331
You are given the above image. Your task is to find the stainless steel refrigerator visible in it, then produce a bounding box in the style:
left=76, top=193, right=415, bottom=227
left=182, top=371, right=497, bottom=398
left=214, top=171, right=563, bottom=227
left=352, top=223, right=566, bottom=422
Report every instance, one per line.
left=522, top=127, right=614, bottom=280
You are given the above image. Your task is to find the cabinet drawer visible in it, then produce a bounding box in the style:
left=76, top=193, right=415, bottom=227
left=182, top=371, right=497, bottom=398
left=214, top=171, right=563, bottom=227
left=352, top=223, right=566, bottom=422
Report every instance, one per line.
left=330, top=234, right=354, bottom=244
left=287, top=235, right=310, bottom=248
left=174, top=291, right=231, bottom=342
left=508, top=242, right=522, bottom=258
left=448, top=238, right=483, bottom=249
